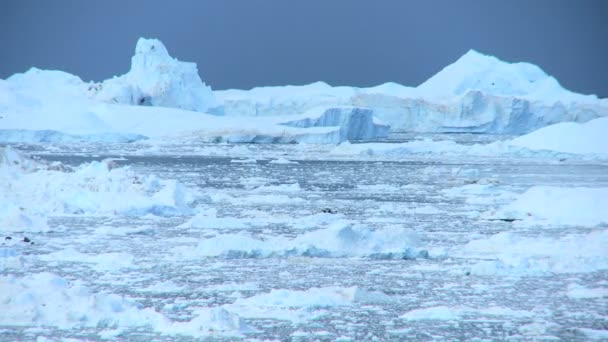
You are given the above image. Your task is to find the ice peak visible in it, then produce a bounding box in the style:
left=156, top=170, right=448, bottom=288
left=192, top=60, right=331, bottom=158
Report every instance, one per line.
left=417, top=49, right=572, bottom=101
left=134, top=38, right=169, bottom=57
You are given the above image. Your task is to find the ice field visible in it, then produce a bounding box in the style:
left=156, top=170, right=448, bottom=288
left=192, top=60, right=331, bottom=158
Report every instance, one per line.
left=2, top=133, right=607, bottom=341
left=1, top=37, right=607, bottom=341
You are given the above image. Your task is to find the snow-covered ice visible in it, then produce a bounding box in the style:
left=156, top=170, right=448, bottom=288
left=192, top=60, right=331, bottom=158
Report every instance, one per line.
left=174, top=221, right=428, bottom=260
left=458, top=229, right=608, bottom=275
left=0, top=146, right=198, bottom=233
left=485, top=186, right=608, bottom=226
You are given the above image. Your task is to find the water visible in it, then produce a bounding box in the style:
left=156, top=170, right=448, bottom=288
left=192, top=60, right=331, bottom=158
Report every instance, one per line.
left=3, top=137, right=607, bottom=341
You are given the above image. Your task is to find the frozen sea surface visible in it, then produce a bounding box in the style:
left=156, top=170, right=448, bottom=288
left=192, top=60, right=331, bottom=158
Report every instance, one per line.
left=2, top=134, right=607, bottom=341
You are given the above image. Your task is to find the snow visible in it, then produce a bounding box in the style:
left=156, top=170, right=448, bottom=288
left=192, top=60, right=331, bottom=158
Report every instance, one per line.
left=487, top=186, right=608, bottom=226
left=173, top=221, right=428, bottom=260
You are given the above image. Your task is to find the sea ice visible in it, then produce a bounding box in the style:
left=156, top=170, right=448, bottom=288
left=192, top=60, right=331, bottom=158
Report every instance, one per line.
left=173, top=221, right=428, bottom=260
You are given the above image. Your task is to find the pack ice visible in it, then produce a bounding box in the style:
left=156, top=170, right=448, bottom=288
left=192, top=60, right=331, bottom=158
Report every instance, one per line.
left=0, top=146, right=198, bottom=233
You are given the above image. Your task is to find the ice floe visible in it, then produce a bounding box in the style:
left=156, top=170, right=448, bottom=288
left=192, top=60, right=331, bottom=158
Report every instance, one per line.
left=485, top=186, right=608, bottom=226
left=0, top=273, right=252, bottom=337
left=173, top=221, right=428, bottom=259
left=224, top=286, right=391, bottom=323
left=0, top=147, right=198, bottom=233
left=399, top=305, right=532, bottom=321
left=458, top=229, right=608, bottom=276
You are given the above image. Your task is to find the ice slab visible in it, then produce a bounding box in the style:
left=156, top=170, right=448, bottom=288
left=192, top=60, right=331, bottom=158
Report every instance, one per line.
left=173, top=221, right=428, bottom=260
left=486, top=186, right=608, bottom=226
left=458, top=229, right=608, bottom=276
left=0, top=147, right=198, bottom=233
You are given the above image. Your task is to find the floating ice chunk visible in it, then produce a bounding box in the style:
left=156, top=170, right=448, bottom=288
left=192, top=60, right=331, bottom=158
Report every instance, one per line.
left=400, top=305, right=533, bottom=321
left=38, top=248, right=135, bottom=271
left=566, top=284, right=608, bottom=299
left=460, top=229, right=608, bottom=275
left=177, top=221, right=427, bottom=259
left=579, top=328, right=608, bottom=340
left=0, top=273, right=166, bottom=329
left=487, top=186, right=608, bottom=226
left=0, top=148, right=198, bottom=221
left=178, top=208, right=250, bottom=229
left=268, top=158, right=299, bottom=164
left=400, top=306, right=461, bottom=320
left=0, top=273, right=252, bottom=336
left=225, top=286, right=390, bottom=323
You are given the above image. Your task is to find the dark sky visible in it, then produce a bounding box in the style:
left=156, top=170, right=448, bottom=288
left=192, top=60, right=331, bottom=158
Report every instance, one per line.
left=1, top=0, right=607, bottom=97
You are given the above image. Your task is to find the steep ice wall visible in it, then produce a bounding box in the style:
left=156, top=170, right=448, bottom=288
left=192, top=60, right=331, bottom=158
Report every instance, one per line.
left=280, top=107, right=390, bottom=141
left=214, top=50, right=607, bottom=134
left=352, top=91, right=608, bottom=133
left=91, top=38, right=217, bottom=112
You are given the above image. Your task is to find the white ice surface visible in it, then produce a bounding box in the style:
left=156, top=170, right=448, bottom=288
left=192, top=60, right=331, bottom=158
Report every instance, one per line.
left=216, top=50, right=607, bottom=133
left=458, top=229, right=608, bottom=276
left=510, top=117, right=608, bottom=155
left=0, top=147, right=198, bottom=233
left=331, top=116, right=608, bottom=159
left=399, top=305, right=532, bottom=321
left=173, top=221, right=427, bottom=260
left=90, top=38, right=217, bottom=112
left=486, top=186, right=608, bottom=226
left=225, top=286, right=391, bottom=323
left=0, top=273, right=251, bottom=337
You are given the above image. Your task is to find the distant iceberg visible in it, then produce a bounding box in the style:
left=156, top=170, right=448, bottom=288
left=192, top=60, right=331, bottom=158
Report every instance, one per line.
left=90, top=38, right=218, bottom=112
left=1, top=39, right=606, bottom=142
left=215, top=50, right=608, bottom=134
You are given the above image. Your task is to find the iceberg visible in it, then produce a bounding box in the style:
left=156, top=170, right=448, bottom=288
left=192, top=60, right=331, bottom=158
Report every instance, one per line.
left=0, top=48, right=388, bottom=144
left=2, top=39, right=605, bottom=142
left=90, top=38, right=217, bottom=112
left=215, top=50, right=607, bottom=134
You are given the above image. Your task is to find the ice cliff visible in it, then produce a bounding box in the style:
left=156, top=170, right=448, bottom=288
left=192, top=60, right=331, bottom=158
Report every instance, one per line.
left=215, top=50, right=608, bottom=134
